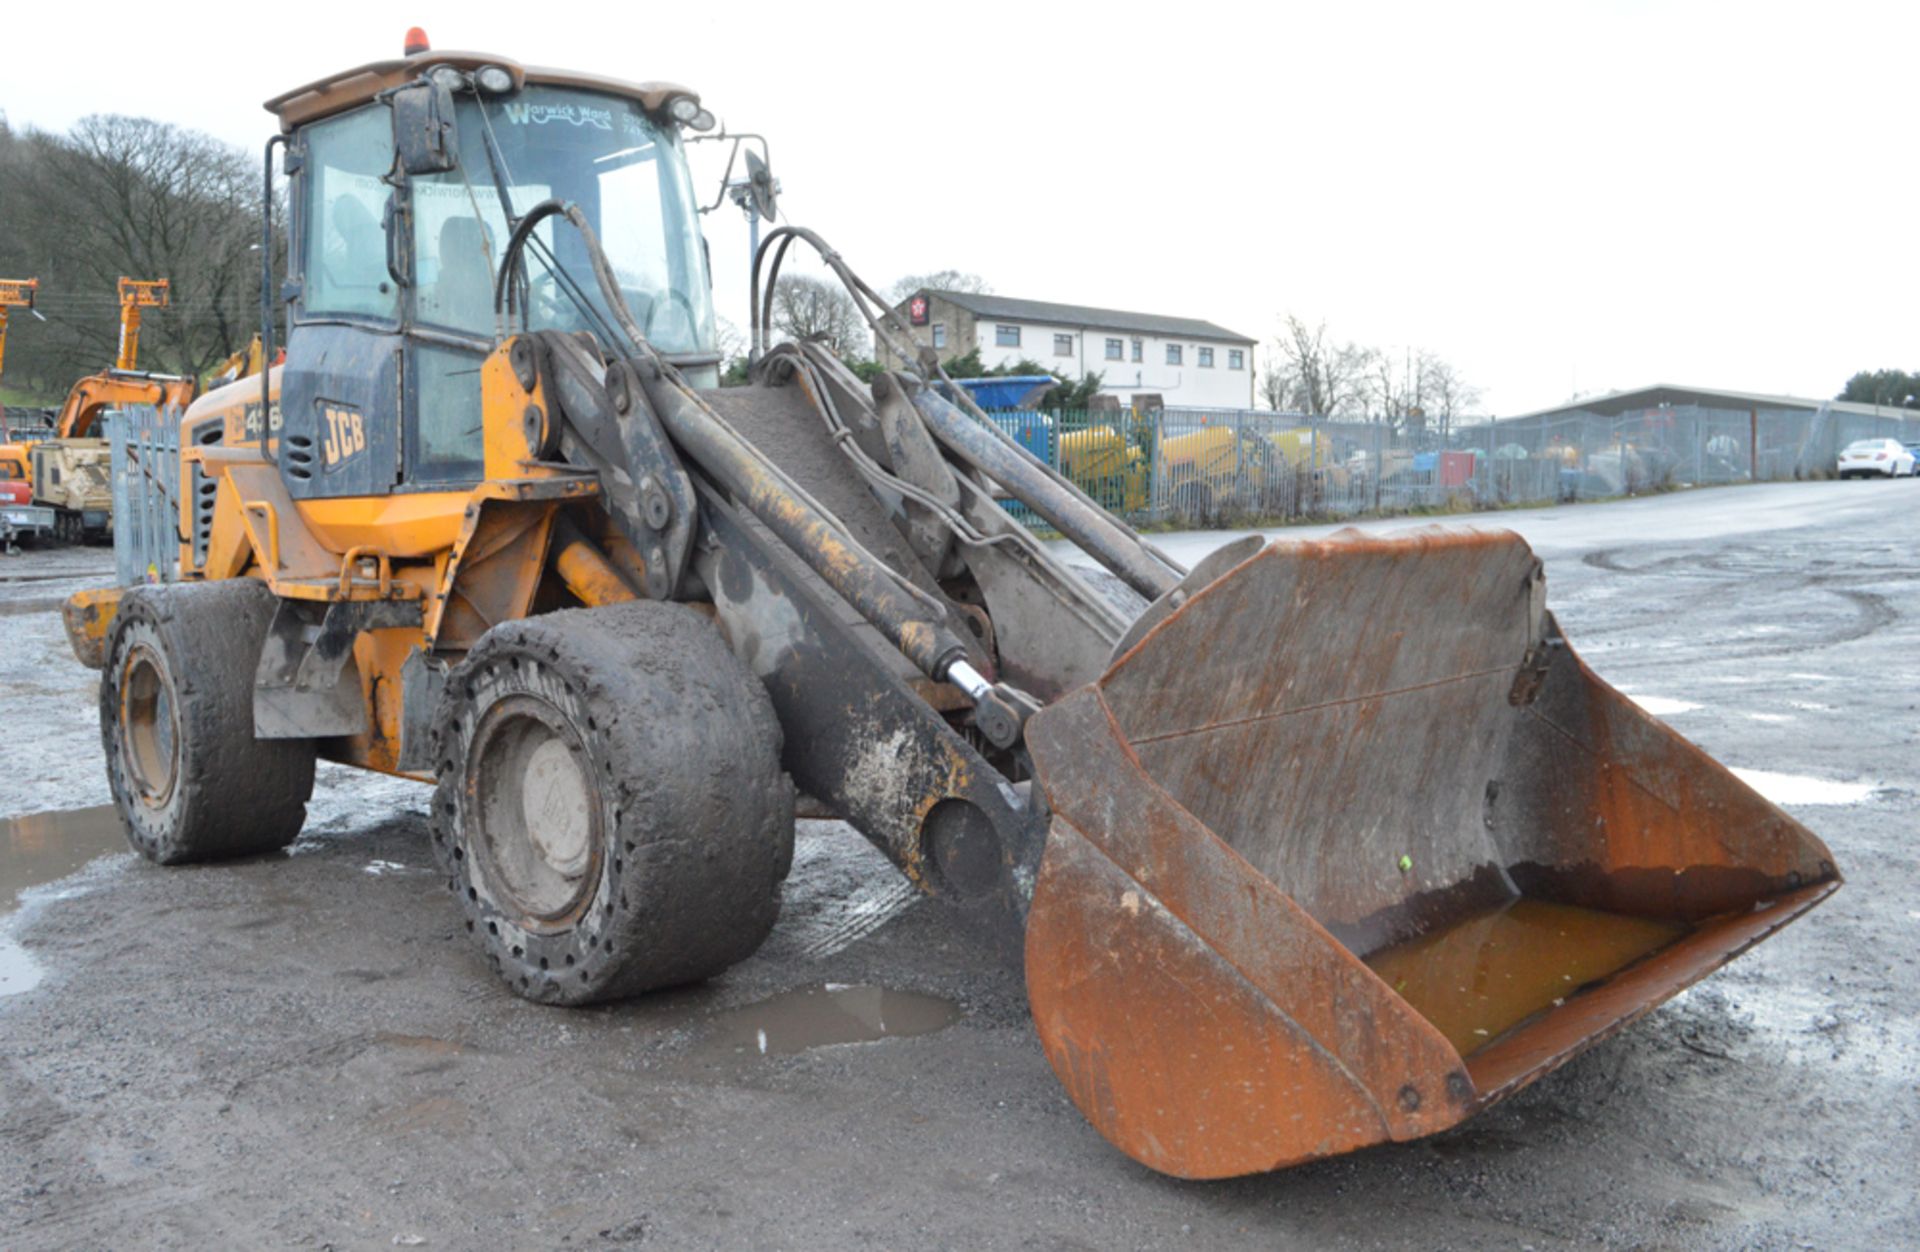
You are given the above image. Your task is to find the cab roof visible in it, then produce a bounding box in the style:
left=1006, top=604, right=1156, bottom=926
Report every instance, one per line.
left=264, top=51, right=697, bottom=131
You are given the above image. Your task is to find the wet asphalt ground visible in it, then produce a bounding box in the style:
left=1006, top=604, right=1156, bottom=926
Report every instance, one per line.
left=0, top=480, right=1915, bottom=1250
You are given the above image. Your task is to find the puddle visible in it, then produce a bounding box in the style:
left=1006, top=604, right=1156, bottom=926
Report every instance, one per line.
left=1627, top=695, right=1701, bottom=716
left=1, top=805, right=127, bottom=914
left=0, top=934, right=40, bottom=996
left=1728, top=768, right=1877, bottom=807
left=1, top=805, right=131, bottom=998
left=697, top=984, right=960, bottom=1058
left=1365, top=899, right=1687, bottom=1056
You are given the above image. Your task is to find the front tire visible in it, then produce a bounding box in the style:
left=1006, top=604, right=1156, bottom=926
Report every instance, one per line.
left=100, top=580, right=317, bottom=864
left=430, top=602, right=795, bottom=1005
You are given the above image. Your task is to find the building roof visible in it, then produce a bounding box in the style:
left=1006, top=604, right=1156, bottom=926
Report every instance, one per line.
left=923, top=291, right=1256, bottom=345
left=1505, top=383, right=1920, bottom=423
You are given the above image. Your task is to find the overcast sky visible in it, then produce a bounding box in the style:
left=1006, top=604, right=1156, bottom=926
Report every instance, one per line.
left=7, top=1, right=1914, bottom=414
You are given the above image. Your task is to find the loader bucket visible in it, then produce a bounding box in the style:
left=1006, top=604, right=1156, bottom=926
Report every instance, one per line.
left=1022, top=527, right=1840, bottom=1179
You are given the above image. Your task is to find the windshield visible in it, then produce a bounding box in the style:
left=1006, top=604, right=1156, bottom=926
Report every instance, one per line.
left=300, top=88, right=715, bottom=355
left=1843, top=440, right=1887, bottom=454
left=411, top=86, right=716, bottom=355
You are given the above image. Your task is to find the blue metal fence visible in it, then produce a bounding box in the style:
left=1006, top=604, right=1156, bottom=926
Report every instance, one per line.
left=106, top=405, right=181, bottom=585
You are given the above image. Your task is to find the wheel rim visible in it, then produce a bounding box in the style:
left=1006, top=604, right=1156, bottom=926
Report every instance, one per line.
left=468, top=694, right=602, bottom=930
left=119, top=644, right=180, bottom=806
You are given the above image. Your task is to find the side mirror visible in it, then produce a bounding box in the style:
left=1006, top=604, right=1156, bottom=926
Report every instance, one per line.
left=743, top=148, right=779, bottom=222
left=391, top=80, right=458, bottom=176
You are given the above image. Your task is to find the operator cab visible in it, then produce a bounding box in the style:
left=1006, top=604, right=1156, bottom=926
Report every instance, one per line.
left=265, top=40, right=719, bottom=500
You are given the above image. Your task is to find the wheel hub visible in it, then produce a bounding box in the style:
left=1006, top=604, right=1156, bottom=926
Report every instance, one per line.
left=119, top=644, right=179, bottom=806
left=521, top=736, right=593, bottom=876
left=469, top=695, right=601, bottom=928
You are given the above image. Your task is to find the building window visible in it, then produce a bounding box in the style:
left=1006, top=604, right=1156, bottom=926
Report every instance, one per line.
left=1105, top=337, right=1124, bottom=361
left=1228, top=349, right=1244, bottom=370
left=995, top=324, right=1020, bottom=348
left=932, top=324, right=946, bottom=350
left=1166, top=344, right=1183, bottom=366
left=1053, top=333, right=1074, bottom=357
left=1131, top=338, right=1143, bottom=362
left=1198, top=347, right=1215, bottom=368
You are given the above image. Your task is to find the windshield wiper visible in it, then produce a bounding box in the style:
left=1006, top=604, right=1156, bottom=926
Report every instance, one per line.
left=472, top=97, right=621, bottom=348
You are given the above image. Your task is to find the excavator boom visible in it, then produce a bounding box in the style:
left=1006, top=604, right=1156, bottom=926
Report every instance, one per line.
left=114, top=277, right=170, bottom=372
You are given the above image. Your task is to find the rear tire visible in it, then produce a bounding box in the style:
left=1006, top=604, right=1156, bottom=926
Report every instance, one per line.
left=430, top=602, right=795, bottom=1005
left=100, top=580, right=317, bottom=864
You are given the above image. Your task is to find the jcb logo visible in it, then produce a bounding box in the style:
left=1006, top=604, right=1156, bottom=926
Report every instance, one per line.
left=322, top=406, right=366, bottom=467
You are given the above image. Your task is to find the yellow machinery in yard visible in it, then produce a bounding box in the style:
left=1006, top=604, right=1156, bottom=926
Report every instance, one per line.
left=48, top=279, right=199, bottom=443
left=1055, top=419, right=1290, bottom=521
left=65, top=36, right=1838, bottom=1179
left=1, top=278, right=199, bottom=542
left=112, top=278, right=171, bottom=372
left=0, top=278, right=40, bottom=382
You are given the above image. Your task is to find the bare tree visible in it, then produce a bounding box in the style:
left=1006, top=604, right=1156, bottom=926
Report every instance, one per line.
left=769, top=275, right=867, bottom=357
left=1258, top=357, right=1298, bottom=411
left=712, top=315, right=750, bottom=385
left=886, top=270, right=991, bottom=303
left=4, top=115, right=263, bottom=396
left=714, top=315, right=746, bottom=367
left=1276, top=315, right=1368, bottom=417
left=1268, top=315, right=1479, bottom=438
left=1419, top=355, right=1481, bottom=440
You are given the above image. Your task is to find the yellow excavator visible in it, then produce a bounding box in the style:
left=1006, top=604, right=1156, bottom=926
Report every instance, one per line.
left=65, top=35, right=1839, bottom=1179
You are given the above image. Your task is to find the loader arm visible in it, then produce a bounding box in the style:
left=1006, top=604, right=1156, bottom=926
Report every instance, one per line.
left=488, top=204, right=1256, bottom=948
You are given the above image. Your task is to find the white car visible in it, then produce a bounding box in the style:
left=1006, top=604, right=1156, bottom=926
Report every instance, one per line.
left=1836, top=438, right=1916, bottom=478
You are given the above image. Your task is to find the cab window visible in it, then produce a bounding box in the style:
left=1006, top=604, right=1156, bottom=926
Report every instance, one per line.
left=302, top=106, right=399, bottom=322
left=411, top=345, right=485, bottom=482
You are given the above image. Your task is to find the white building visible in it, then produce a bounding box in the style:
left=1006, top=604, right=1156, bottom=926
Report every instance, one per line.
left=879, top=290, right=1257, bottom=410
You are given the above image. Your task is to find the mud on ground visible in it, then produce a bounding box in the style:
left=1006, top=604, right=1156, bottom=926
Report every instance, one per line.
left=2, top=482, right=1916, bottom=1250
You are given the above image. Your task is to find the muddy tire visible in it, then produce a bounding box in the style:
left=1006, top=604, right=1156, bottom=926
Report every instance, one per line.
left=100, top=580, right=317, bottom=864
left=430, top=602, right=794, bottom=1006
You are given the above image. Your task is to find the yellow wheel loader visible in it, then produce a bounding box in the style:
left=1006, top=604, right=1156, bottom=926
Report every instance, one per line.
left=67, top=39, right=1840, bottom=1180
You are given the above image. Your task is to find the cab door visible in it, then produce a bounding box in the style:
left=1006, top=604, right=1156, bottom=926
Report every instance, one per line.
left=281, top=104, right=405, bottom=500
